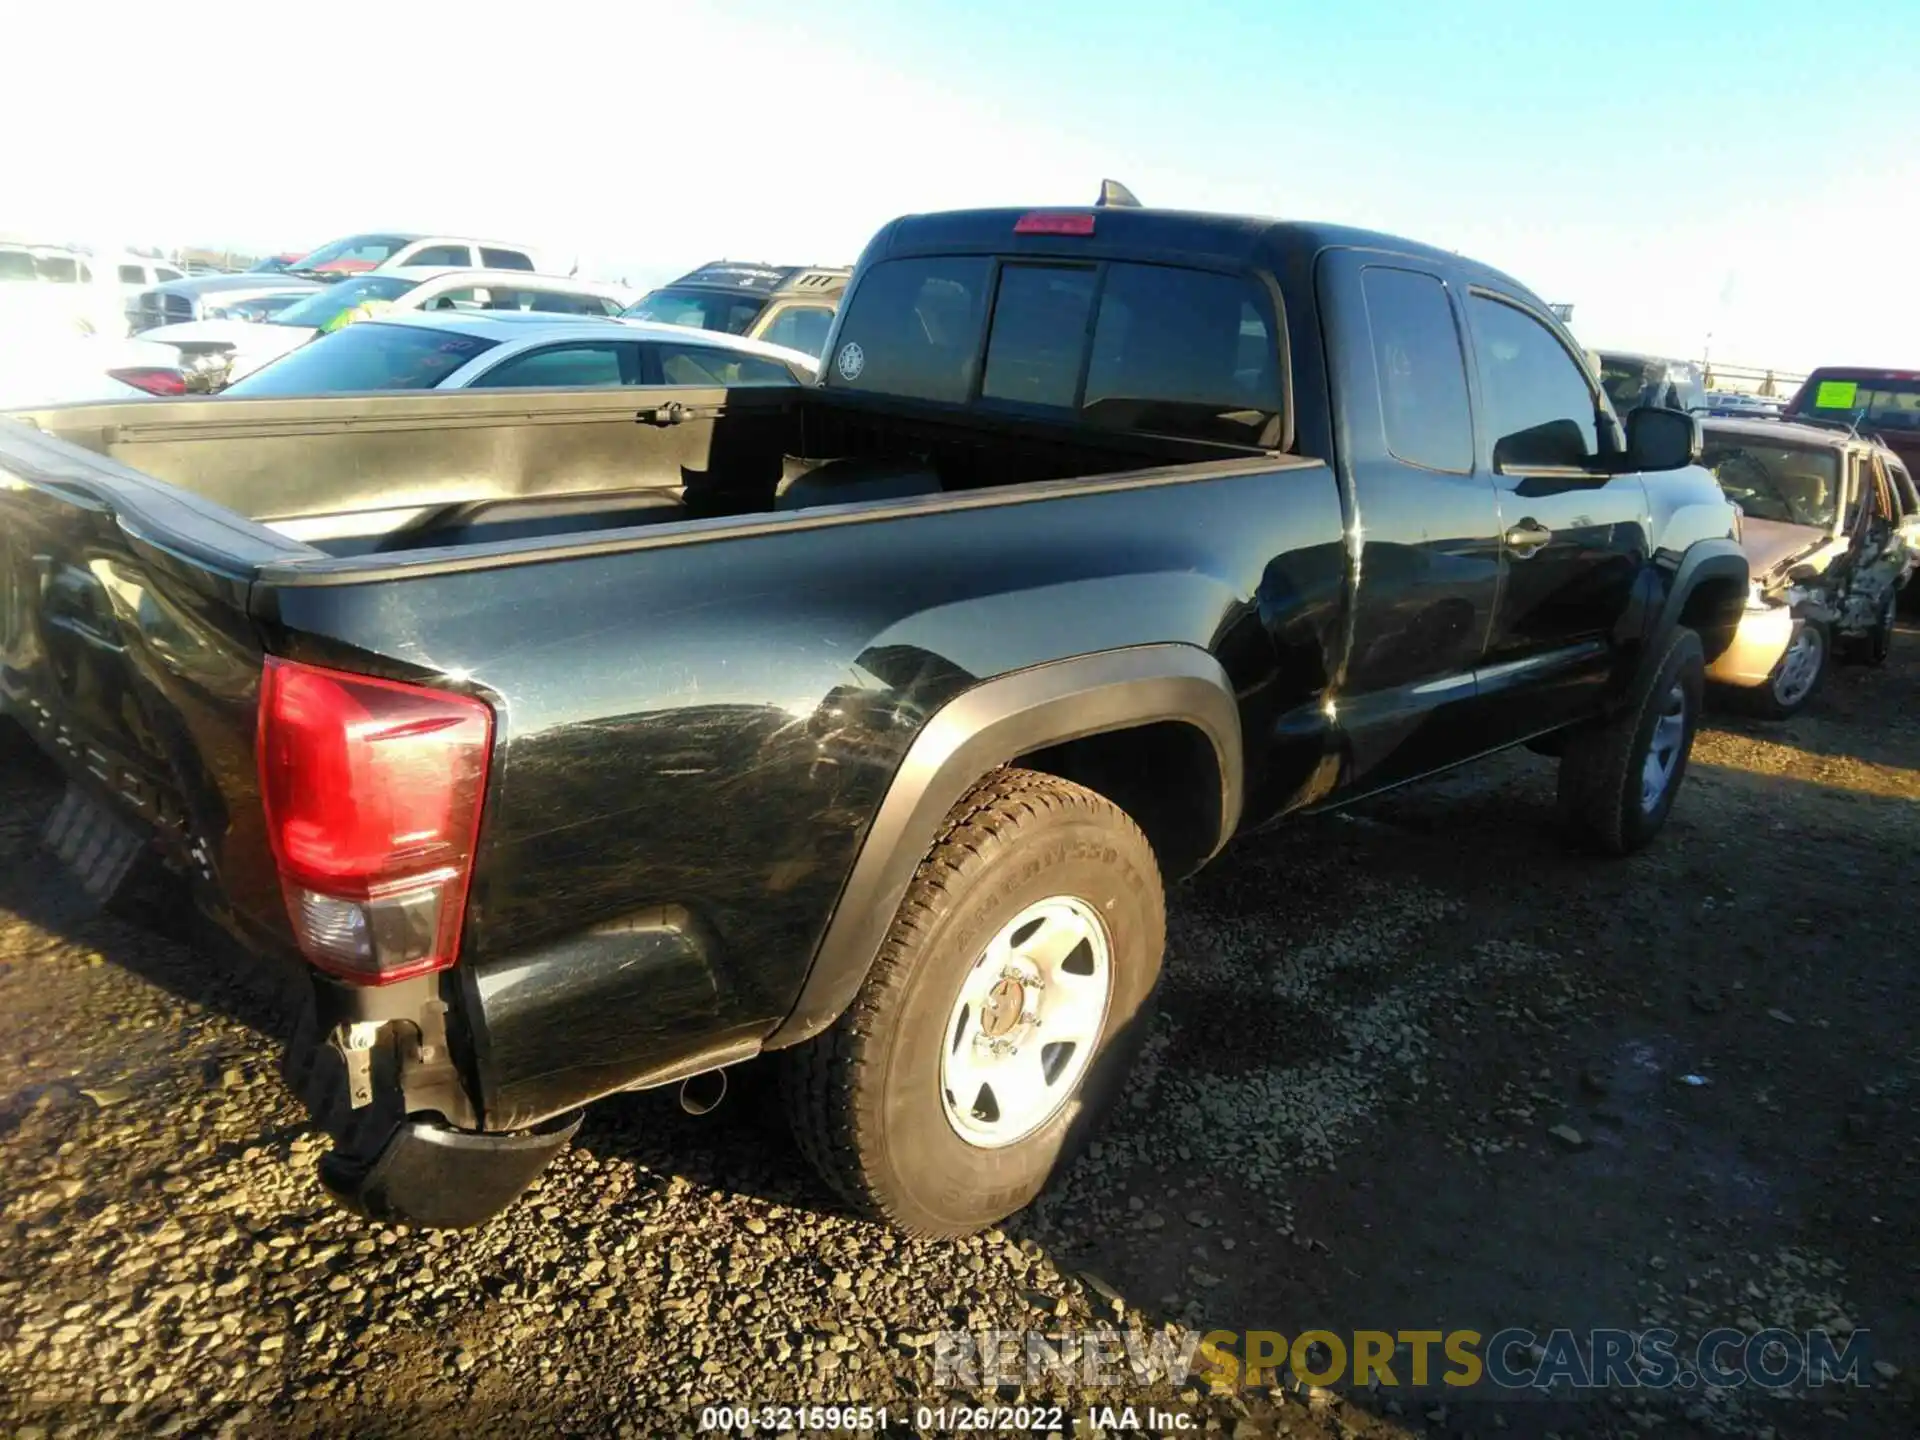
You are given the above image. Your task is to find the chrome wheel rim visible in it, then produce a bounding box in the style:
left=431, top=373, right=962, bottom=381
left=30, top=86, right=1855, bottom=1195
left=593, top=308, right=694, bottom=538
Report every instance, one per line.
left=939, top=895, right=1113, bottom=1149
left=1640, top=682, right=1689, bottom=814
left=1771, top=623, right=1823, bottom=708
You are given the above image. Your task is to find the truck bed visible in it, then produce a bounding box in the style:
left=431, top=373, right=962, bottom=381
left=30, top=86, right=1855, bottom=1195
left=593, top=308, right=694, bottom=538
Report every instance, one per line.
left=0, top=385, right=1327, bottom=1132
left=6, top=385, right=1249, bottom=568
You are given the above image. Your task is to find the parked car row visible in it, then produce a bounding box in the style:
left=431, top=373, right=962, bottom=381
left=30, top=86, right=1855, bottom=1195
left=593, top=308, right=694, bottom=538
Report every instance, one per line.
left=124, top=232, right=553, bottom=333
left=135, top=268, right=639, bottom=388
left=0, top=230, right=853, bottom=406
left=219, top=311, right=818, bottom=396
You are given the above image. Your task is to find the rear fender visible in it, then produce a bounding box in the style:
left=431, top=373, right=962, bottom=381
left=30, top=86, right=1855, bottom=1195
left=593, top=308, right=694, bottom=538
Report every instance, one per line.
left=764, top=643, right=1242, bottom=1048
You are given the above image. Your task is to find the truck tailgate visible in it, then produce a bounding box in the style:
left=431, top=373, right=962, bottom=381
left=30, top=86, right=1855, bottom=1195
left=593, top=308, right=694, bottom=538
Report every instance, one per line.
left=0, top=417, right=292, bottom=938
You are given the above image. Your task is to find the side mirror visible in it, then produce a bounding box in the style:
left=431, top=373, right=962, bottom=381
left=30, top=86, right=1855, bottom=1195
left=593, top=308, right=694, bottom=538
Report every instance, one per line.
left=1625, top=405, right=1701, bottom=472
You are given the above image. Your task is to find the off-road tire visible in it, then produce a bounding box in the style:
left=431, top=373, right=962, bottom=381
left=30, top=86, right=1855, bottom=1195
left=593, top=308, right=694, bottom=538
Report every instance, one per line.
left=782, top=768, right=1165, bottom=1237
left=1557, top=626, right=1705, bottom=855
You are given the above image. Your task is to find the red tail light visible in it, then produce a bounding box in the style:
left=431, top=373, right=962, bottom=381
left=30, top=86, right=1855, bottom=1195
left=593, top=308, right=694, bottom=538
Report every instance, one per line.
left=1014, top=211, right=1096, bottom=236
left=108, top=366, right=189, bottom=396
left=257, top=657, right=493, bottom=985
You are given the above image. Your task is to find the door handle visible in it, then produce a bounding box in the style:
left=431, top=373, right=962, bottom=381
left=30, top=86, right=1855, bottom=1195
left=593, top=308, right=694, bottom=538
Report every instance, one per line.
left=635, top=402, right=686, bottom=427
left=1505, top=518, right=1553, bottom=555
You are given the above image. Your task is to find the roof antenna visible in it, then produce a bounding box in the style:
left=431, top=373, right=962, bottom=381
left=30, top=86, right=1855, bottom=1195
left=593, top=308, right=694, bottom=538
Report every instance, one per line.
left=1096, top=179, right=1142, bottom=208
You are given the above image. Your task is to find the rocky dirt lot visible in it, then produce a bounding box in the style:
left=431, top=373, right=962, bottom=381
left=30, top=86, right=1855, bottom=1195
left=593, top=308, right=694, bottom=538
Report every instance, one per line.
left=2, top=627, right=1916, bottom=1440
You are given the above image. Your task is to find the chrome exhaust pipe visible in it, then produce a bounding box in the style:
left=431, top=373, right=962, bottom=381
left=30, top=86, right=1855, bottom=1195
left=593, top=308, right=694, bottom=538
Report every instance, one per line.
left=678, top=1068, right=728, bottom=1116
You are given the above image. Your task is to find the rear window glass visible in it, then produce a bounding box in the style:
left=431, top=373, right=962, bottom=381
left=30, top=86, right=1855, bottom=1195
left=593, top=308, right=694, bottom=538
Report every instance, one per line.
left=825, top=257, right=992, bottom=405
left=981, top=265, right=1097, bottom=410
left=623, top=287, right=767, bottom=336
left=1083, top=263, right=1280, bottom=444
left=828, top=256, right=1281, bottom=443
left=221, top=324, right=497, bottom=396
left=1793, top=374, right=1920, bottom=432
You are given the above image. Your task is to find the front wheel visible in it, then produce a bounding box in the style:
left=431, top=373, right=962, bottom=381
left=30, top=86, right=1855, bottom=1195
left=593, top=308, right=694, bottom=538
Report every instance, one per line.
left=1557, top=626, right=1705, bottom=855
left=1743, top=618, right=1828, bottom=719
left=782, top=769, right=1165, bottom=1237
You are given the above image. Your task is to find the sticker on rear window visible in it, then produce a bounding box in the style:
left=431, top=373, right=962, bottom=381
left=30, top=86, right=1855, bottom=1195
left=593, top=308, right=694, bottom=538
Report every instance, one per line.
left=1815, top=380, right=1859, bottom=409
left=836, top=341, right=865, bottom=381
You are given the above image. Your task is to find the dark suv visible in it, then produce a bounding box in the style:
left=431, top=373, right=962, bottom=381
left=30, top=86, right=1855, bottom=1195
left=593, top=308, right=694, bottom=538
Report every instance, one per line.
left=1597, top=350, right=1711, bottom=417
left=621, top=261, right=849, bottom=358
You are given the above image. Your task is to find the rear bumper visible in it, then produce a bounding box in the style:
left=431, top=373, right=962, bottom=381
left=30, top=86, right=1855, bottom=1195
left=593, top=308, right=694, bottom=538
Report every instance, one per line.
left=318, top=1110, right=581, bottom=1229
left=283, top=981, right=581, bottom=1229
left=1706, top=603, right=1793, bottom=688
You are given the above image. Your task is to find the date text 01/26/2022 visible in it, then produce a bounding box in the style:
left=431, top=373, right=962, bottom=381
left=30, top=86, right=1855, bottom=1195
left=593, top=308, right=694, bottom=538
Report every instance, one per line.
left=698, top=1405, right=1193, bottom=1432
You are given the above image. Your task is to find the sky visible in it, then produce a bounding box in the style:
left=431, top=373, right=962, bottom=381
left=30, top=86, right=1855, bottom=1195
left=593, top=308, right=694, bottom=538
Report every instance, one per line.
left=7, top=0, right=1917, bottom=375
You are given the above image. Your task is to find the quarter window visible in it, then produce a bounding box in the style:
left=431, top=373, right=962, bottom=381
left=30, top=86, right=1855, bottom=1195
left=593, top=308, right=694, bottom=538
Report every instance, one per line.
left=1359, top=267, right=1473, bottom=473
left=654, top=345, right=796, bottom=387
left=1468, top=295, right=1602, bottom=469
left=481, top=248, right=535, bottom=271
left=757, top=305, right=835, bottom=357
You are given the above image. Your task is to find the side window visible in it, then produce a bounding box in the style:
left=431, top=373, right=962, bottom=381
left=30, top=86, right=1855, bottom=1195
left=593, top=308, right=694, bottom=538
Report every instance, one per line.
left=981, top=265, right=1099, bottom=410
left=481, top=248, right=535, bottom=271
left=1467, top=294, right=1602, bottom=468
left=718, top=297, right=764, bottom=335
left=419, top=286, right=487, bottom=312
left=156, top=267, right=183, bottom=282
left=654, top=345, right=797, bottom=387
left=1857, top=453, right=1893, bottom=527
left=1888, top=459, right=1917, bottom=519
left=1358, top=267, right=1473, bottom=473
left=757, top=305, right=835, bottom=357
left=407, top=244, right=471, bottom=268
left=507, top=289, right=622, bottom=316
left=118, top=265, right=146, bottom=285
left=469, top=343, right=634, bottom=389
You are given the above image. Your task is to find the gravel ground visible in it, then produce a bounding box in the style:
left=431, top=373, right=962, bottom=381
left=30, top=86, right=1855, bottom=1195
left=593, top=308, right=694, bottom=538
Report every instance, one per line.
left=2, top=627, right=1917, bottom=1439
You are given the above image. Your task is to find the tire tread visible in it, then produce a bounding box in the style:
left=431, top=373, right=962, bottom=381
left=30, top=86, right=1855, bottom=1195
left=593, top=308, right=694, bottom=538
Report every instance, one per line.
left=1557, top=626, right=1703, bottom=855
left=783, top=767, right=1156, bottom=1235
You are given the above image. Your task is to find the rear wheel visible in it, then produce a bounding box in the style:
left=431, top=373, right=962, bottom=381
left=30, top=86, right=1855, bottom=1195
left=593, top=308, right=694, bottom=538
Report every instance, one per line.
left=1557, top=626, right=1704, bottom=855
left=783, top=769, right=1165, bottom=1237
left=1858, top=592, right=1896, bottom=667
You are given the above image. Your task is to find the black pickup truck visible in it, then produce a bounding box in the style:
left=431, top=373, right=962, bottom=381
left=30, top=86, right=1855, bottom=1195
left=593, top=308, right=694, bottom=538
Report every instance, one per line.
left=0, top=204, right=1746, bottom=1238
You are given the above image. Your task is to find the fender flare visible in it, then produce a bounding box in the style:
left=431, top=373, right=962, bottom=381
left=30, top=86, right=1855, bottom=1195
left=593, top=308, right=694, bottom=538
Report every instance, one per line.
left=1640, top=537, right=1748, bottom=686
left=765, top=643, right=1243, bottom=1049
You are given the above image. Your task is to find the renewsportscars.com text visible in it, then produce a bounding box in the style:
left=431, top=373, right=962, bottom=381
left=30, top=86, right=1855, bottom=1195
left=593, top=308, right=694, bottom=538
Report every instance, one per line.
left=932, top=1325, right=1875, bottom=1394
